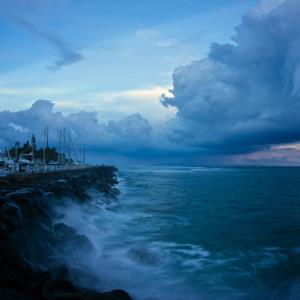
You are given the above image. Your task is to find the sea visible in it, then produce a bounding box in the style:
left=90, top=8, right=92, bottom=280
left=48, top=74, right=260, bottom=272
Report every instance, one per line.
left=58, top=166, right=300, bottom=300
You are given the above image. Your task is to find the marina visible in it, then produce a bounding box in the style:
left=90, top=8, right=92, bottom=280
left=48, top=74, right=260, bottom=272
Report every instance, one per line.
left=0, top=126, right=87, bottom=176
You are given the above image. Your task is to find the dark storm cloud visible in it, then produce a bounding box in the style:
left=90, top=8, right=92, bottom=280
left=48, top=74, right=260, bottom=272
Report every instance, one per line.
left=162, top=0, right=300, bottom=154
left=13, top=19, right=83, bottom=70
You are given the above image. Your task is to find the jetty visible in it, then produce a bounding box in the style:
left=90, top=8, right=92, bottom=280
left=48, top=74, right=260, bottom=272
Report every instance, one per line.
left=0, top=165, right=132, bottom=300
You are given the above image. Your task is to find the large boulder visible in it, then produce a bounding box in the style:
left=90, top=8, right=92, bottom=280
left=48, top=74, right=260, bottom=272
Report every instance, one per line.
left=8, top=220, right=58, bottom=268
left=0, top=201, right=24, bottom=236
left=0, top=288, right=40, bottom=300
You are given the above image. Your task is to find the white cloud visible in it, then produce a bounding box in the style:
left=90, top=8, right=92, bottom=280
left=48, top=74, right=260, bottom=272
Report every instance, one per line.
left=0, top=100, right=154, bottom=151
left=8, top=123, right=28, bottom=133
left=273, top=143, right=300, bottom=151
left=53, top=86, right=176, bottom=123
left=94, top=86, right=172, bottom=101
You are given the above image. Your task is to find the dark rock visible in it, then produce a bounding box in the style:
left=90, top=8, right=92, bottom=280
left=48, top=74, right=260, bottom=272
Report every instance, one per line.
left=0, top=266, right=29, bottom=291
left=0, top=288, right=40, bottom=300
left=84, top=289, right=133, bottom=300
left=68, top=266, right=102, bottom=292
left=8, top=189, right=53, bottom=222
left=100, top=289, right=133, bottom=300
left=54, top=223, right=77, bottom=241
left=0, top=201, right=24, bottom=231
left=43, top=279, right=78, bottom=299
left=0, top=167, right=133, bottom=300
left=0, top=201, right=23, bottom=219
left=0, top=222, right=9, bottom=239
left=48, top=264, right=72, bottom=282
left=59, top=234, right=95, bottom=258
left=0, top=196, right=8, bottom=205
left=8, top=220, right=58, bottom=267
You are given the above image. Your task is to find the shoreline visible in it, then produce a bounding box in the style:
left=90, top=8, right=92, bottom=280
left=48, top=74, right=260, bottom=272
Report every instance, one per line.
left=0, top=166, right=133, bottom=300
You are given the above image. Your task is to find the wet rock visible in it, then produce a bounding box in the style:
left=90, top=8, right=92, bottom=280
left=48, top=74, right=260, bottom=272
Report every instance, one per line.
left=0, top=222, right=9, bottom=239
left=8, top=220, right=58, bottom=267
left=42, top=279, right=79, bottom=300
left=54, top=223, right=77, bottom=240
left=48, top=264, right=72, bottom=282
left=84, top=290, right=133, bottom=300
left=59, top=234, right=95, bottom=258
left=8, top=189, right=53, bottom=221
left=7, top=188, right=43, bottom=199
left=68, top=266, right=103, bottom=292
left=0, top=201, right=24, bottom=231
left=0, top=288, right=40, bottom=300
left=0, top=166, right=133, bottom=300
left=53, top=223, right=96, bottom=259
left=0, top=266, right=29, bottom=291
left=0, top=196, right=8, bottom=205
left=101, top=289, right=132, bottom=300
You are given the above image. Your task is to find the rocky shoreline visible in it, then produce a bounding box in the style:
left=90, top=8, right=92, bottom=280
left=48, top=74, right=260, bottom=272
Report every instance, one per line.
left=0, top=166, right=133, bottom=300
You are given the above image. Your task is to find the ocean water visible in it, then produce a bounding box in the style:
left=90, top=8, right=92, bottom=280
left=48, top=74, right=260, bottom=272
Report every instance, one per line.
left=58, top=166, right=300, bottom=300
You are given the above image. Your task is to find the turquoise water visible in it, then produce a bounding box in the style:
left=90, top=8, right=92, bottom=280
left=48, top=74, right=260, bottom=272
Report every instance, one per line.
left=61, top=166, right=300, bottom=299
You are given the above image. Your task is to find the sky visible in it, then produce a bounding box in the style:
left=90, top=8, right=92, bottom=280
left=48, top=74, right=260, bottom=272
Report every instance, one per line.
left=1, top=0, right=300, bottom=165
left=0, top=0, right=257, bottom=120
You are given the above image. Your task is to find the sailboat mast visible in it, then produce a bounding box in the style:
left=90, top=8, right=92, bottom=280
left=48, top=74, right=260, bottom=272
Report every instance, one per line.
left=15, top=142, right=18, bottom=160
left=31, top=134, right=36, bottom=161
left=59, top=130, right=62, bottom=164
left=46, top=126, right=49, bottom=149
left=43, top=126, right=48, bottom=164
left=66, top=130, right=71, bottom=165
left=63, top=128, right=66, bottom=166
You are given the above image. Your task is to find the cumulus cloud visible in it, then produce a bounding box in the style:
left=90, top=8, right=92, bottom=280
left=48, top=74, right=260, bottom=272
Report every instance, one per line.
left=162, top=0, right=300, bottom=154
left=14, top=19, right=83, bottom=70
left=0, top=100, right=153, bottom=153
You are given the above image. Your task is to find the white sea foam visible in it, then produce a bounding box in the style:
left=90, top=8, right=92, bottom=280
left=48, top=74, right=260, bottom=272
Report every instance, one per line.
left=52, top=185, right=212, bottom=300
